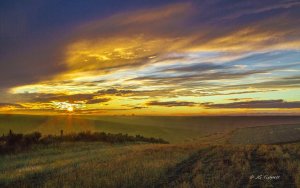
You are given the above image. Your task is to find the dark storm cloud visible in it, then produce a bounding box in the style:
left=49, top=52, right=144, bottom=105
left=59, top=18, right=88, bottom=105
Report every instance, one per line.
left=204, top=100, right=300, bottom=109
left=146, top=101, right=197, bottom=107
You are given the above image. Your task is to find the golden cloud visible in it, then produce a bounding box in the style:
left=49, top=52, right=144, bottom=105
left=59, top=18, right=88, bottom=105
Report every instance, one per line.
left=65, top=36, right=180, bottom=72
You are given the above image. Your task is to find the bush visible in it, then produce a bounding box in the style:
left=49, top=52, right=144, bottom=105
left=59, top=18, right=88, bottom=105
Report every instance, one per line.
left=6, top=133, right=23, bottom=146
left=23, top=132, right=42, bottom=146
left=0, top=130, right=169, bottom=155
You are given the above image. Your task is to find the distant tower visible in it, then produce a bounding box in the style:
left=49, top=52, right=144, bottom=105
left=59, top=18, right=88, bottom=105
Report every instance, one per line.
left=9, top=129, right=13, bottom=136
left=60, top=130, right=64, bottom=137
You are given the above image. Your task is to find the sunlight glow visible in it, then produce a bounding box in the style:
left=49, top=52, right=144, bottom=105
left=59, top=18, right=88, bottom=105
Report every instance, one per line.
left=67, top=106, right=74, bottom=112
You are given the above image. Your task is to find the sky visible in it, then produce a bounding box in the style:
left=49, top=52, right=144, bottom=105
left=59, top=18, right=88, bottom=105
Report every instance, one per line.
left=0, top=0, right=300, bottom=115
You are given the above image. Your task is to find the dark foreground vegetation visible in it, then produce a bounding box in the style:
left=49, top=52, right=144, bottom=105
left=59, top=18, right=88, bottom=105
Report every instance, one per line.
left=0, top=130, right=168, bottom=154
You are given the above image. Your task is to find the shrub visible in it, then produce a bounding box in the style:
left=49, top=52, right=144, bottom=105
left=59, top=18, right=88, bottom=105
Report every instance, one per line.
left=0, top=130, right=169, bottom=155
left=23, top=132, right=42, bottom=146
left=6, top=132, right=23, bottom=146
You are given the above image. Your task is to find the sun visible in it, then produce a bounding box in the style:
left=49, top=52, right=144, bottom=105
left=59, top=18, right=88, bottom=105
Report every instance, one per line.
left=67, top=106, right=74, bottom=112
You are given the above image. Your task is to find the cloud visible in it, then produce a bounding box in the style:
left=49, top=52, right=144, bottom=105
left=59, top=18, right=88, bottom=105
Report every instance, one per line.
left=160, top=63, right=225, bottom=73
left=85, top=98, right=111, bottom=104
left=221, top=1, right=300, bottom=20
left=0, top=103, right=26, bottom=111
left=2, top=1, right=300, bottom=115
left=219, top=75, right=300, bottom=91
left=2, top=0, right=300, bottom=91
left=15, top=92, right=110, bottom=105
left=0, top=103, right=24, bottom=108
left=249, top=76, right=300, bottom=89
left=63, top=0, right=300, bottom=76
left=132, top=69, right=273, bottom=86
left=228, top=98, right=254, bottom=101
left=196, top=90, right=277, bottom=97
left=0, top=1, right=69, bottom=90
left=96, top=88, right=177, bottom=97
left=62, top=3, right=193, bottom=74
left=122, top=104, right=148, bottom=109
left=96, top=88, right=135, bottom=96
left=29, top=93, right=95, bottom=103
left=146, top=100, right=197, bottom=107
left=131, top=106, right=147, bottom=109
left=203, top=100, right=300, bottom=109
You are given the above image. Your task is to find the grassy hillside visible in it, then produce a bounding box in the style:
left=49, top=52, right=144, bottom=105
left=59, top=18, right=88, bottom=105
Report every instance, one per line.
left=1, top=115, right=300, bottom=143
left=0, top=115, right=47, bottom=135
left=84, top=116, right=300, bottom=143
left=229, top=124, right=300, bottom=144
left=1, top=115, right=300, bottom=187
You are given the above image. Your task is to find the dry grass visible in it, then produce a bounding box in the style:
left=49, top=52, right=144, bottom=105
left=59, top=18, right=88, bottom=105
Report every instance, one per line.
left=1, top=115, right=300, bottom=187
left=1, top=137, right=299, bottom=187
left=0, top=142, right=202, bottom=187
left=164, top=143, right=300, bottom=188
left=229, top=124, right=300, bottom=144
